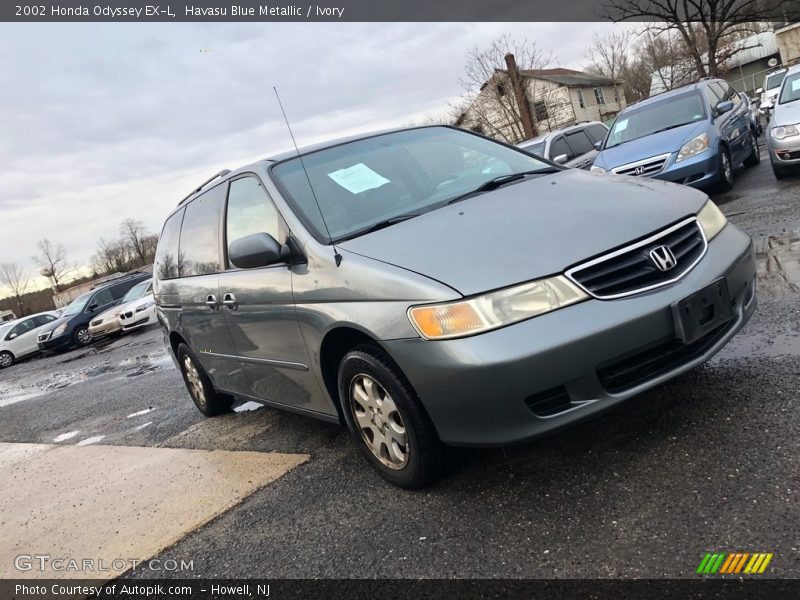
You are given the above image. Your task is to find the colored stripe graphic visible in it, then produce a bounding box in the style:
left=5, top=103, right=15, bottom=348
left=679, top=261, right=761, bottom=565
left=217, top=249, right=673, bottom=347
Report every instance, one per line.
left=699, top=552, right=773, bottom=574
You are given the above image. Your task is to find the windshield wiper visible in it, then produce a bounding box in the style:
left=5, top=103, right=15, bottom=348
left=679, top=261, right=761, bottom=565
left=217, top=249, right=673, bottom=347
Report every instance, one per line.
left=446, top=169, right=557, bottom=206
left=649, top=122, right=695, bottom=135
left=337, top=213, right=421, bottom=241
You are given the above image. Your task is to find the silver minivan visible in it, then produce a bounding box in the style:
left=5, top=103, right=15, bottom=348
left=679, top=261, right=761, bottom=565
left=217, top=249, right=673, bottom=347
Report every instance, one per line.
left=155, top=126, right=756, bottom=487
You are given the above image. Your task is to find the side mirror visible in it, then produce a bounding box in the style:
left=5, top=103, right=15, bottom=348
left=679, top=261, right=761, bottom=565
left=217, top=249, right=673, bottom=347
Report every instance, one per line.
left=756, top=87, right=763, bottom=94
left=8, top=333, right=17, bottom=340
left=229, top=233, right=283, bottom=269
left=553, top=154, right=568, bottom=165
left=715, top=100, right=733, bottom=116
left=87, top=303, right=98, bottom=312
left=593, top=140, right=603, bottom=150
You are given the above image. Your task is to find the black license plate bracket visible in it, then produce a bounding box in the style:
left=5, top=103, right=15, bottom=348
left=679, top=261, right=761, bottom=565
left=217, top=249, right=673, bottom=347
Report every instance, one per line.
left=672, top=279, right=733, bottom=344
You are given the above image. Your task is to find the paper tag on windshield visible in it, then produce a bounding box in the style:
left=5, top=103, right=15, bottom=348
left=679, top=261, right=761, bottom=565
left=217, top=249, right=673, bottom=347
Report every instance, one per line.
left=327, top=163, right=390, bottom=194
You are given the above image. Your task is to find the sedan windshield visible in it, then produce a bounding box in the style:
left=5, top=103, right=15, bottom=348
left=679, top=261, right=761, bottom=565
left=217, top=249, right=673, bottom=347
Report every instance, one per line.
left=122, top=280, right=151, bottom=303
left=766, top=70, right=786, bottom=91
left=271, top=127, right=551, bottom=242
left=61, top=292, right=92, bottom=317
left=778, top=72, right=800, bottom=105
left=606, top=92, right=707, bottom=149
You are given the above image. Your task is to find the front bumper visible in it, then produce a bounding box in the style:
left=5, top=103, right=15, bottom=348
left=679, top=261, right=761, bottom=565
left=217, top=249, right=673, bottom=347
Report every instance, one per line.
left=88, top=321, right=121, bottom=337
left=383, top=224, right=756, bottom=447
left=652, top=151, right=721, bottom=189
left=767, top=135, right=800, bottom=165
left=120, top=306, right=156, bottom=331
left=37, top=333, right=73, bottom=353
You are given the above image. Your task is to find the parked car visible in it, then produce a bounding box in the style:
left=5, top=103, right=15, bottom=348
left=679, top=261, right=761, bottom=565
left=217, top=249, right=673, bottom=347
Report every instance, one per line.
left=0, top=311, right=61, bottom=368
left=37, top=272, right=150, bottom=353
left=88, top=278, right=154, bottom=338
left=155, top=125, right=756, bottom=488
left=758, top=67, right=787, bottom=117
left=517, top=121, right=608, bottom=169
left=740, top=92, right=762, bottom=136
left=591, top=78, right=760, bottom=192
left=118, top=279, right=156, bottom=332
left=766, top=64, right=800, bottom=179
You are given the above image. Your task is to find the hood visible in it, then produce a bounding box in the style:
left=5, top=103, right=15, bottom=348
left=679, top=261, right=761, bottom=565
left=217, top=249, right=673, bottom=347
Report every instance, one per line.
left=117, top=295, right=154, bottom=314
left=338, top=169, right=708, bottom=296
left=596, top=121, right=707, bottom=170
left=39, top=315, right=68, bottom=335
left=93, top=306, right=124, bottom=322
left=774, top=100, right=800, bottom=127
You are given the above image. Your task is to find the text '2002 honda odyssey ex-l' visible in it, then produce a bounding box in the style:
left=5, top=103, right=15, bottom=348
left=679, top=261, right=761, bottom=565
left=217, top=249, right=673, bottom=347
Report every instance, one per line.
left=154, top=126, right=756, bottom=488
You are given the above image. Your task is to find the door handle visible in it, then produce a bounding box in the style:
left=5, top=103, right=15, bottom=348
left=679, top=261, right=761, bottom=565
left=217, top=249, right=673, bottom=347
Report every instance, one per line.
left=222, top=293, right=238, bottom=311
left=205, top=294, right=219, bottom=310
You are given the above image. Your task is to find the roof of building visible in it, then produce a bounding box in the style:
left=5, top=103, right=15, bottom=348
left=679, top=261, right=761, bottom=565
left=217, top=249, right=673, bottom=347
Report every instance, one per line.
left=506, top=68, right=616, bottom=87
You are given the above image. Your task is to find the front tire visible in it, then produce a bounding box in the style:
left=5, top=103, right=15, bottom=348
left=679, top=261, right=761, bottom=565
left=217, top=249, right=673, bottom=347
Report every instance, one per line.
left=73, top=326, right=92, bottom=347
left=715, top=147, right=734, bottom=191
left=177, top=343, right=233, bottom=416
left=0, top=351, right=14, bottom=369
left=338, top=344, right=445, bottom=488
left=772, top=161, right=792, bottom=180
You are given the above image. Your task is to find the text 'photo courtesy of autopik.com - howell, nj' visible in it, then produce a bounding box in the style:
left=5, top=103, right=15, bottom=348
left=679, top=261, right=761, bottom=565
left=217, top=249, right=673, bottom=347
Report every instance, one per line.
left=2, top=1, right=800, bottom=600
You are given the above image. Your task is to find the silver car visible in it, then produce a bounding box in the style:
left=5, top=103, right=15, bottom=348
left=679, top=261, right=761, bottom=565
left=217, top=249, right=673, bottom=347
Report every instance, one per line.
left=155, top=126, right=756, bottom=487
left=517, top=121, right=608, bottom=169
left=766, top=63, right=800, bottom=179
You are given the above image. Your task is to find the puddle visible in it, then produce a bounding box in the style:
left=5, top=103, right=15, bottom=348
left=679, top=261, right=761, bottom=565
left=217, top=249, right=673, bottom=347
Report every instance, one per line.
left=53, top=430, right=80, bottom=442
left=755, top=231, right=800, bottom=297
left=722, top=332, right=800, bottom=359
left=76, top=435, right=105, bottom=446
left=234, top=401, right=264, bottom=413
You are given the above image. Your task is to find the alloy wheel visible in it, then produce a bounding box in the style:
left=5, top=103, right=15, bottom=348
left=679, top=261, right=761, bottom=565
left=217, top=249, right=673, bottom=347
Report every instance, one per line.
left=722, top=152, right=733, bottom=184
left=349, top=373, right=409, bottom=469
left=76, top=328, right=91, bottom=345
left=0, top=353, right=12, bottom=368
left=183, top=355, right=207, bottom=408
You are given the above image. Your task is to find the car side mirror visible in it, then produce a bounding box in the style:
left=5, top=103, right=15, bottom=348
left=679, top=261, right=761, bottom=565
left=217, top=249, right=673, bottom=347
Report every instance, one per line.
left=7, top=333, right=17, bottom=340
left=756, top=87, right=763, bottom=94
left=87, top=303, right=98, bottom=312
left=552, top=154, right=568, bottom=165
left=229, top=232, right=284, bottom=269
left=593, top=140, right=603, bottom=150
left=715, top=100, right=733, bottom=116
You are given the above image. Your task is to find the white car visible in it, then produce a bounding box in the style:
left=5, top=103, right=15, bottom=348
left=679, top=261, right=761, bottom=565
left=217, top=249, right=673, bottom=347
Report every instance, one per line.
left=117, top=280, right=157, bottom=332
left=0, top=311, right=61, bottom=368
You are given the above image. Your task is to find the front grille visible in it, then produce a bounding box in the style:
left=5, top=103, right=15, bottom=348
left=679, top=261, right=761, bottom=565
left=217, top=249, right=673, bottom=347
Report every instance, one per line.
left=612, top=153, right=671, bottom=177
left=597, top=319, right=735, bottom=393
left=122, top=311, right=134, bottom=319
left=567, top=218, right=706, bottom=299
left=777, top=149, right=800, bottom=161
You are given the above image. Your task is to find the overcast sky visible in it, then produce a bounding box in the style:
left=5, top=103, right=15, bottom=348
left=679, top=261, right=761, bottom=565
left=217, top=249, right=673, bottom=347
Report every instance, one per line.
left=0, top=21, right=637, bottom=292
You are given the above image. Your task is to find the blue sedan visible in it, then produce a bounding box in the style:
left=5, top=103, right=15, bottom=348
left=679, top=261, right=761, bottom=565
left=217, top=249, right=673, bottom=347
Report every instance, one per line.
left=591, top=78, right=760, bottom=191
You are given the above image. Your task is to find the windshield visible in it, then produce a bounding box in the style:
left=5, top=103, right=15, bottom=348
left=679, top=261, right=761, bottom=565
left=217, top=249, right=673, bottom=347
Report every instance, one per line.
left=606, top=92, right=707, bottom=149
left=0, top=323, right=13, bottom=338
left=778, top=72, right=800, bottom=105
left=271, top=127, right=550, bottom=242
left=61, top=292, right=92, bottom=317
left=766, top=71, right=786, bottom=91
left=122, top=280, right=151, bottom=303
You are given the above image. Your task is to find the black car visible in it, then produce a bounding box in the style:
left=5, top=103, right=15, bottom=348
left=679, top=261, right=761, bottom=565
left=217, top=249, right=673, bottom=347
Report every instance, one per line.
left=37, top=272, right=150, bottom=352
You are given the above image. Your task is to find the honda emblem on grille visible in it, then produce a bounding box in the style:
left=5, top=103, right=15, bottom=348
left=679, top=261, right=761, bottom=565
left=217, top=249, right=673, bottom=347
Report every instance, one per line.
left=634, top=165, right=646, bottom=175
left=649, top=245, right=677, bottom=271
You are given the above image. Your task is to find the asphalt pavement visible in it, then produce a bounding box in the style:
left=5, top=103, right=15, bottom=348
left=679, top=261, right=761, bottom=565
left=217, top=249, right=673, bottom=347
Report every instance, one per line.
left=1, top=145, right=798, bottom=579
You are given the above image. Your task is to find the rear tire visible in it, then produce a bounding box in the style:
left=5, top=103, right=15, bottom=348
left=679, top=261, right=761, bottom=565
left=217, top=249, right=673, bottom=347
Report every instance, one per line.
left=0, top=351, right=14, bottom=369
left=743, top=131, right=760, bottom=167
left=338, top=344, right=445, bottom=489
left=177, top=343, right=233, bottom=416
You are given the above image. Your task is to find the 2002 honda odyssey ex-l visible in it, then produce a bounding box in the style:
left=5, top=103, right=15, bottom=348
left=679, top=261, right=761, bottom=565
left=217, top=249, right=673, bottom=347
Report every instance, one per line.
left=154, top=126, right=756, bottom=488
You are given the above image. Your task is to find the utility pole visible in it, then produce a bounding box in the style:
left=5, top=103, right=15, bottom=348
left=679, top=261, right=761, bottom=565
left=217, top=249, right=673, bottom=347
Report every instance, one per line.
left=504, top=52, right=536, bottom=140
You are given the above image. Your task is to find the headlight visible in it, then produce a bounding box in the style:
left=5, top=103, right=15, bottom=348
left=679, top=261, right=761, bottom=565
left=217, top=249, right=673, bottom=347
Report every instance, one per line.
left=135, top=304, right=150, bottom=313
left=590, top=165, right=606, bottom=173
left=697, top=200, right=727, bottom=241
left=408, top=276, right=588, bottom=340
left=676, top=133, right=709, bottom=162
left=771, top=124, right=799, bottom=140
left=52, top=322, right=68, bottom=337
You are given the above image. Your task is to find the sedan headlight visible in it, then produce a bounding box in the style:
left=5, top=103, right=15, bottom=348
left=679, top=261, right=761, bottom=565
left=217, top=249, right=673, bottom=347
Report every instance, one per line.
left=408, top=276, right=588, bottom=340
left=676, top=133, right=709, bottom=162
left=135, top=303, right=151, bottom=313
left=590, top=165, right=606, bottom=173
left=697, top=200, right=727, bottom=241
left=771, top=124, right=799, bottom=140
left=52, top=322, right=68, bottom=337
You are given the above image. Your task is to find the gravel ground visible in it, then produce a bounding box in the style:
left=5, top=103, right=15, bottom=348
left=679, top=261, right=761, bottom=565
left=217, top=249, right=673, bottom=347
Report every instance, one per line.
left=1, top=144, right=798, bottom=579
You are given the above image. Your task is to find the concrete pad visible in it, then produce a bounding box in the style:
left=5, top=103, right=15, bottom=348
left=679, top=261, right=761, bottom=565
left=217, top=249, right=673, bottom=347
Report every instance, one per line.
left=0, top=442, right=308, bottom=579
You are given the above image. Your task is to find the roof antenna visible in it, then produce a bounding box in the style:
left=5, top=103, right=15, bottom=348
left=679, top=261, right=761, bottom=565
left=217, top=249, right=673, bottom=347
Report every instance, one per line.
left=273, top=87, right=342, bottom=267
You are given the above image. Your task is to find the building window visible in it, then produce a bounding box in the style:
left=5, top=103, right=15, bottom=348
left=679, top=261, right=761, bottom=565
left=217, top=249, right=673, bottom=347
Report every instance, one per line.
left=594, top=87, right=605, bottom=105
left=533, top=101, right=549, bottom=121
left=613, top=87, right=619, bottom=103
left=496, top=83, right=506, bottom=96
left=577, top=89, right=586, bottom=109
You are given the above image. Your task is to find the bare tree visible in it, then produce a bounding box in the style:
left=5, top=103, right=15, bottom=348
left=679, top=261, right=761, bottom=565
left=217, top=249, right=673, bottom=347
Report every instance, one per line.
left=606, top=0, right=785, bottom=78
left=120, top=219, right=149, bottom=266
left=455, top=35, right=571, bottom=143
left=0, top=262, right=30, bottom=316
left=33, top=239, right=72, bottom=291
left=92, top=238, right=133, bottom=275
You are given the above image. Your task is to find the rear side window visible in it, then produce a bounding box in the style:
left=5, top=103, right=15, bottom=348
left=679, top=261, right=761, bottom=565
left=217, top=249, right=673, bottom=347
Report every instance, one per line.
left=226, top=177, right=283, bottom=258
left=155, top=208, right=185, bottom=280
left=549, top=136, right=573, bottom=161
left=33, top=314, right=57, bottom=327
left=179, top=184, right=225, bottom=277
left=92, top=289, right=114, bottom=308
left=110, top=278, right=144, bottom=299
left=585, top=124, right=608, bottom=144
left=8, top=318, right=37, bottom=338
left=564, top=130, right=594, bottom=155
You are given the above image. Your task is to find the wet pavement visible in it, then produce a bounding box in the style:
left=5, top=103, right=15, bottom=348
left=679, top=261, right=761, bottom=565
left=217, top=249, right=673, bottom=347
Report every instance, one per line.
left=1, top=145, right=799, bottom=579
